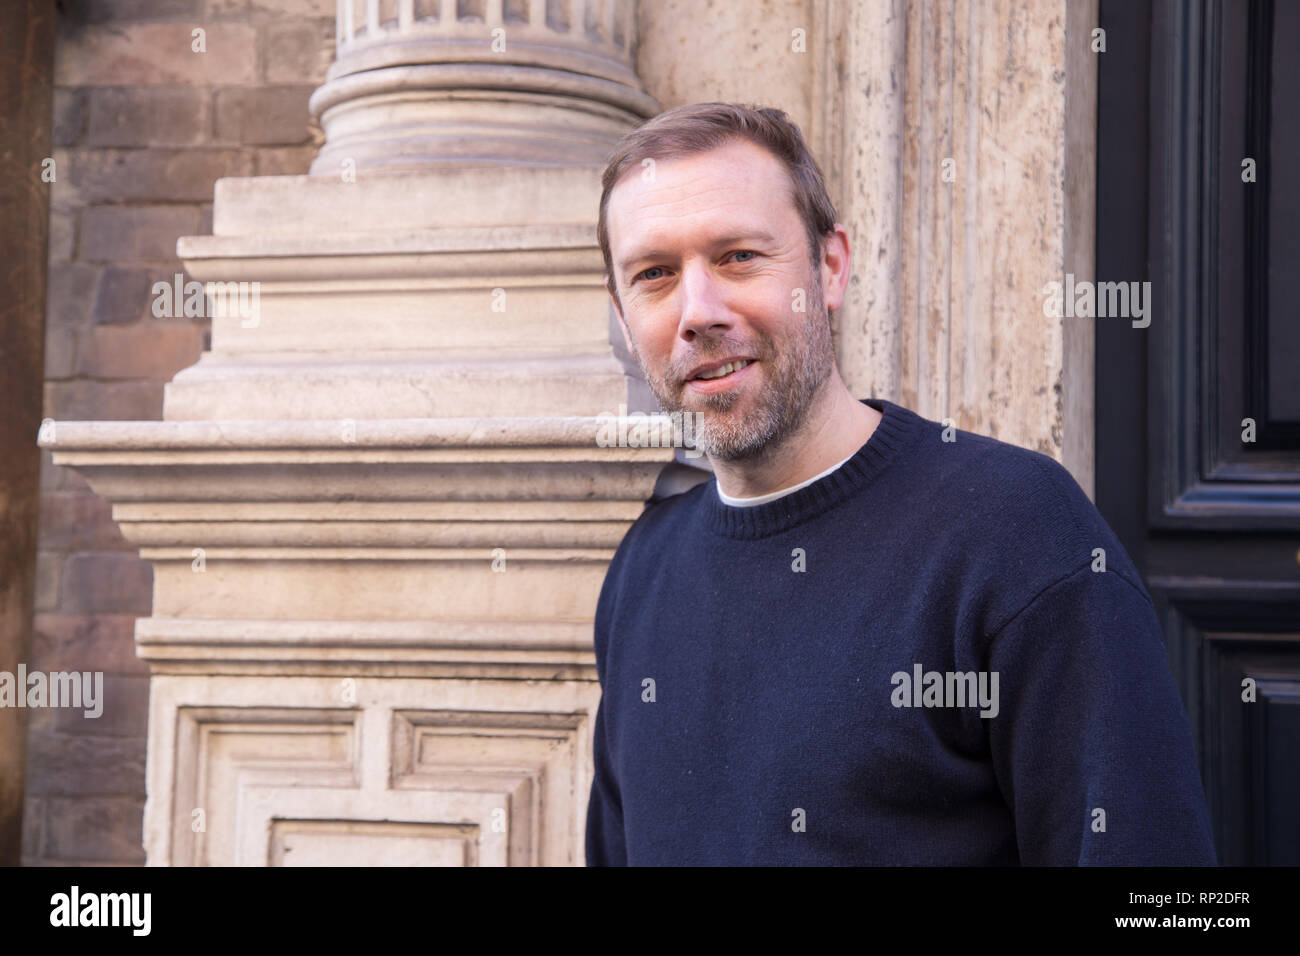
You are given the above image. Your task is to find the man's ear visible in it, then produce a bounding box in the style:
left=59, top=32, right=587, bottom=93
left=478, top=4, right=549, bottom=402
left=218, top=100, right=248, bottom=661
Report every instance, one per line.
left=820, top=224, right=851, bottom=314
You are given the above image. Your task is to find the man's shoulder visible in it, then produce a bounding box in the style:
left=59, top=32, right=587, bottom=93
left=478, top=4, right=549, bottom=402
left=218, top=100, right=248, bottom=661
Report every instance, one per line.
left=602, top=468, right=711, bottom=571
left=897, top=406, right=1144, bottom=593
left=627, top=472, right=713, bottom=545
left=875, top=400, right=1086, bottom=508
left=910, top=411, right=1095, bottom=526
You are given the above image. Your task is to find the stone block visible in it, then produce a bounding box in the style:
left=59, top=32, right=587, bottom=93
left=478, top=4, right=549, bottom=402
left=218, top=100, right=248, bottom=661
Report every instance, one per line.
left=55, top=24, right=257, bottom=87
left=30, top=613, right=148, bottom=676
left=40, top=451, right=93, bottom=494
left=92, top=265, right=156, bottom=326
left=252, top=145, right=317, bottom=176
left=21, top=798, right=42, bottom=859
left=46, top=262, right=99, bottom=328
left=60, top=0, right=203, bottom=22
left=52, top=676, right=150, bottom=737
left=76, top=321, right=206, bottom=380
left=86, top=87, right=210, bottom=146
left=69, top=148, right=253, bottom=203
left=48, top=205, right=76, bottom=262
left=207, top=0, right=337, bottom=18
left=44, top=326, right=78, bottom=380
left=214, top=86, right=314, bottom=145
left=42, top=797, right=146, bottom=862
left=47, top=148, right=79, bottom=206
left=34, top=552, right=62, bottom=612
left=45, top=380, right=166, bottom=422
left=59, top=552, right=154, bottom=614
left=264, top=20, right=335, bottom=85
left=80, top=205, right=198, bottom=260
left=38, top=492, right=130, bottom=551
left=27, top=737, right=147, bottom=798
left=52, top=89, right=85, bottom=146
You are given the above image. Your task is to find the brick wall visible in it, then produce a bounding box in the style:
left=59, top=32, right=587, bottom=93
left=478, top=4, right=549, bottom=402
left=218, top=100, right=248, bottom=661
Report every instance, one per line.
left=25, top=0, right=334, bottom=866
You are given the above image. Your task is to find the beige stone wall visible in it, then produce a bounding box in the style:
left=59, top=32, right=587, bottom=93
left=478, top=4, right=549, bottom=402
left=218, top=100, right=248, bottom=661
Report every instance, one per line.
left=26, top=0, right=335, bottom=867
left=636, top=0, right=817, bottom=135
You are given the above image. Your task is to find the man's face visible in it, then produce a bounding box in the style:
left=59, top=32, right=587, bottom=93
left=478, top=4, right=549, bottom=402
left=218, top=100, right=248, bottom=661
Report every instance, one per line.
left=605, top=138, right=840, bottom=461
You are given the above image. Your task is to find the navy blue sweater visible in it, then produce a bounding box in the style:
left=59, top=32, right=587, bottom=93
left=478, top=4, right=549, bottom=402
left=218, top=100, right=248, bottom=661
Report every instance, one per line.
left=585, top=398, right=1217, bottom=865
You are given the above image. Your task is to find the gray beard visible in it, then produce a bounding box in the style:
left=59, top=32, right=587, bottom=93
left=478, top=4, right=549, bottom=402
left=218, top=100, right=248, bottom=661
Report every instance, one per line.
left=630, top=271, right=836, bottom=462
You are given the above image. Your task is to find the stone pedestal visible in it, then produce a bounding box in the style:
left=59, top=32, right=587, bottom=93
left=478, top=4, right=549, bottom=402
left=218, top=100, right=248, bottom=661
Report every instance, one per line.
left=46, top=416, right=668, bottom=865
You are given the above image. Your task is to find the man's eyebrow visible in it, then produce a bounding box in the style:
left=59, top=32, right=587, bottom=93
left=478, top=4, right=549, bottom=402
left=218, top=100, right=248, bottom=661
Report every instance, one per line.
left=616, top=230, right=780, bottom=274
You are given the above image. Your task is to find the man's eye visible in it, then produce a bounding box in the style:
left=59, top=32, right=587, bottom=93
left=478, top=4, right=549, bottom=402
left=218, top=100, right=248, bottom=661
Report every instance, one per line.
left=635, top=266, right=666, bottom=283
left=731, top=250, right=758, bottom=262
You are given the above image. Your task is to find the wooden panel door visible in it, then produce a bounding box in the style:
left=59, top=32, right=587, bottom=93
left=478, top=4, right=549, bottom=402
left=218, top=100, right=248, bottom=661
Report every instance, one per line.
left=1096, top=0, right=1300, bottom=865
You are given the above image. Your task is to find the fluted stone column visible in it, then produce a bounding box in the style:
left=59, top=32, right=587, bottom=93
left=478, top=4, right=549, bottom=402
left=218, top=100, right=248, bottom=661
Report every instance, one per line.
left=42, top=0, right=674, bottom=867
left=812, top=0, right=1098, bottom=494
left=312, top=0, right=656, bottom=170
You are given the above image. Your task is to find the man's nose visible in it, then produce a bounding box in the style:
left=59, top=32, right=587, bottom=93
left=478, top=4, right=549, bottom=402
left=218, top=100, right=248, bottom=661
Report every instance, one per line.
left=676, top=260, right=732, bottom=341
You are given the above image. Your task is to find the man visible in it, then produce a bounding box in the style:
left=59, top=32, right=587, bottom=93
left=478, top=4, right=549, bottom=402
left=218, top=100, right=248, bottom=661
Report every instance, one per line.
left=585, top=102, right=1216, bottom=866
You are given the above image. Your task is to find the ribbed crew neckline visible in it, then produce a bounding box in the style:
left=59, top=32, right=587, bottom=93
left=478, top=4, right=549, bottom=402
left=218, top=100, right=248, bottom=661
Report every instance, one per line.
left=701, top=398, right=919, bottom=539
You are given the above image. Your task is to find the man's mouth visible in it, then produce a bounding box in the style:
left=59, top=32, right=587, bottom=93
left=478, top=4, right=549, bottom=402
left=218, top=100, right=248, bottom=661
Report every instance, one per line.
left=685, top=358, right=757, bottom=393
left=690, top=358, right=754, bottom=381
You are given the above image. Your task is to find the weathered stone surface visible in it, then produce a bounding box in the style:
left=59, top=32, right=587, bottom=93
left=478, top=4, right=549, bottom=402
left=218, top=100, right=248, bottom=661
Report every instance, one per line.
left=43, top=797, right=146, bottom=862
left=636, top=0, right=815, bottom=135
left=92, top=266, right=156, bottom=326
left=207, top=0, right=336, bottom=18
left=810, top=0, right=1094, bottom=491
left=214, top=86, right=314, bottom=145
left=43, top=327, right=77, bottom=380
left=80, top=205, right=198, bottom=260
left=59, top=0, right=202, bottom=22
left=263, top=20, right=335, bottom=85
left=26, top=737, right=147, bottom=798
left=48, top=205, right=76, bottom=262
left=76, top=322, right=206, bottom=381
left=46, top=262, right=99, bottom=328
left=39, top=450, right=92, bottom=494
left=45, top=380, right=165, bottom=421
left=52, top=89, right=85, bottom=146
left=252, top=145, right=317, bottom=176
left=52, top=676, right=150, bottom=737
left=69, top=149, right=253, bottom=203
left=21, top=798, right=42, bottom=860
left=30, top=613, right=148, bottom=676
left=37, top=492, right=130, bottom=551
left=33, top=552, right=61, bottom=612
left=58, top=552, right=153, bottom=614
left=55, top=24, right=258, bottom=87
left=86, top=87, right=211, bottom=147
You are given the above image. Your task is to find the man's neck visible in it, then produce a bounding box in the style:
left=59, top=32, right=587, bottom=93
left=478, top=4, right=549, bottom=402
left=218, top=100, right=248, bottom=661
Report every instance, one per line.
left=709, top=377, right=882, bottom=498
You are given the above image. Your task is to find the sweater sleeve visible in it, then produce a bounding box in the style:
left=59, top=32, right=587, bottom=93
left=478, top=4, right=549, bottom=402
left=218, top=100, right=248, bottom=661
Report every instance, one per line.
left=585, top=691, right=627, bottom=866
left=983, top=563, right=1217, bottom=865
left=583, top=516, right=633, bottom=867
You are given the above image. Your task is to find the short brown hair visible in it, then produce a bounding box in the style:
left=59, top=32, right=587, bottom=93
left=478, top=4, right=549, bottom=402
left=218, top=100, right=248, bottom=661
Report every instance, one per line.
left=597, top=102, right=838, bottom=308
